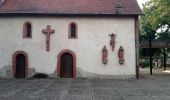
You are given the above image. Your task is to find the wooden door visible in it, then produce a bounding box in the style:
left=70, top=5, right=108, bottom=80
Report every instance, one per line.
left=15, top=54, right=26, bottom=78
left=60, top=53, right=73, bottom=78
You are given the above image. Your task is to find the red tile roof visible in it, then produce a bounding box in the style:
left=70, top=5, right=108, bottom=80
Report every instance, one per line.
left=0, top=0, right=143, bottom=15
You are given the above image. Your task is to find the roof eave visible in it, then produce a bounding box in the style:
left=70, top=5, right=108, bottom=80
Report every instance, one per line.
left=0, top=12, right=143, bottom=17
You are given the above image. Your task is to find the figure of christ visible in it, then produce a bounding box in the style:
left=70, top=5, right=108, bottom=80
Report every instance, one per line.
left=42, top=25, right=55, bottom=51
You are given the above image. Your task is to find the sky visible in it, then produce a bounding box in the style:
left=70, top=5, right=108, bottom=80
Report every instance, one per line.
left=137, top=0, right=149, bottom=8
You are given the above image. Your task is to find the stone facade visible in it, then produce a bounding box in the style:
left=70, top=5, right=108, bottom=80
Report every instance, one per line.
left=0, top=16, right=136, bottom=78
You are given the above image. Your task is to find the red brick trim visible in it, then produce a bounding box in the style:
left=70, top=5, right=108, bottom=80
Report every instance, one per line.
left=23, top=21, right=32, bottom=39
left=68, top=22, right=78, bottom=39
left=12, top=51, right=29, bottom=79
left=57, top=49, right=76, bottom=78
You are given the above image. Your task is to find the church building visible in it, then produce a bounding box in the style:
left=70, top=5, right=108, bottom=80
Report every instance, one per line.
left=0, top=0, right=142, bottom=79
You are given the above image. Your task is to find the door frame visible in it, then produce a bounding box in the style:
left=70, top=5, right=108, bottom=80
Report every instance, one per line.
left=57, top=49, right=76, bottom=78
left=12, top=51, right=28, bottom=79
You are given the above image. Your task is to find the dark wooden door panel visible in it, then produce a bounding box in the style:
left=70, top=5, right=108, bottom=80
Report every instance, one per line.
left=16, top=54, right=26, bottom=78
left=60, top=53, right=73, bottom=78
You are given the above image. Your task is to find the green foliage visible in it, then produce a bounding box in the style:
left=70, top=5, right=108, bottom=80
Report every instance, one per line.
left=140, top=48, right=162, bottom=57
left=140, top=0, right=170, bottom=40
left=140, top=59, right=150, bottom=68
left=31, top=73, right=49, bottom=79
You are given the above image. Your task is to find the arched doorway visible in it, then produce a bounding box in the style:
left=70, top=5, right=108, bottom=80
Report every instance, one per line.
left=12, top=51, right=28, bottom=79
left=57, top=50, right=76, bottom=78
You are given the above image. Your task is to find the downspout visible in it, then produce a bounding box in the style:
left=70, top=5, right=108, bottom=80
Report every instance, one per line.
left=135, top=16, right=140, bottom=79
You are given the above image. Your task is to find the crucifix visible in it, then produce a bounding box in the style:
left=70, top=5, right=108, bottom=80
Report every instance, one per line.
left=42, top=25, right=55, bottom=51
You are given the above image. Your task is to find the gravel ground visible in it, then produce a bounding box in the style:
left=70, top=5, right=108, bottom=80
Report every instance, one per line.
left=0, top=74, right=170, bottom=100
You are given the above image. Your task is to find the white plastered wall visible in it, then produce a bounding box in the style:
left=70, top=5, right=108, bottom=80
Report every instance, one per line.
left=0, top=16, right=136, bottom=78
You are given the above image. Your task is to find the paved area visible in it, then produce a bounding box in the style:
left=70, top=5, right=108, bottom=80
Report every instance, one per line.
left=140, top=67, right=170, bottom=75
left=0, top=75, right=170, bottom=100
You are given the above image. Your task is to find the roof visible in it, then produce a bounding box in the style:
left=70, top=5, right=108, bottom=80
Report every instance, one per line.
left=140, top=40, right=170, bottom=48
left=0, top=0, right=143, bottom=16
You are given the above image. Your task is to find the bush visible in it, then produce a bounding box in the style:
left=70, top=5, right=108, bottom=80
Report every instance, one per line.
left=140, top=59, right=150, bottom=68
left=31, top=73, right=49, bottom=79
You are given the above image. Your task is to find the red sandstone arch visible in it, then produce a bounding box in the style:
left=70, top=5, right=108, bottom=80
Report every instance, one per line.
left=12, top=51, right=28, bottom=79
left=57, top=49, right=76, bottom=78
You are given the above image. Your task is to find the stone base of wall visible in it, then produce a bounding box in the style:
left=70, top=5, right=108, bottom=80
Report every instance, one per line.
left=77, top=68, right=136, bottom=79
left=0, top=66, right=13, bottom=79
left=28, top=68, right=36, bottom=78
left=0, top=66, right=36, bottom=79
left=0, top=66, right=135, bottom=79
left=83, top=75, right=136, bottom=79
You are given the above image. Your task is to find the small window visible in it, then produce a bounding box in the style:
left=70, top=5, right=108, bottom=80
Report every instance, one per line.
left=23, top=22, right=32, bottom=38
left=69, top=22, right=77, bottom=39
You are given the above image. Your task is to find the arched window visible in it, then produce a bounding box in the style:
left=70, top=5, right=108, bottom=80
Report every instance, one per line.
left=69, top=22, right=77, bottom=39
left=23, top=22, right=32, bottom=38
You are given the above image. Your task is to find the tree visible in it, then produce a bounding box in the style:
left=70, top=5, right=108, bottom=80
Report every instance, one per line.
left=140, top=0, right=170, bottom=40
left=140, top=0, right=170, bottom=73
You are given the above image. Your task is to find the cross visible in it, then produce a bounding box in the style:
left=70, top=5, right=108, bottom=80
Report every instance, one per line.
left=42, top=25, right=55, bottom=51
